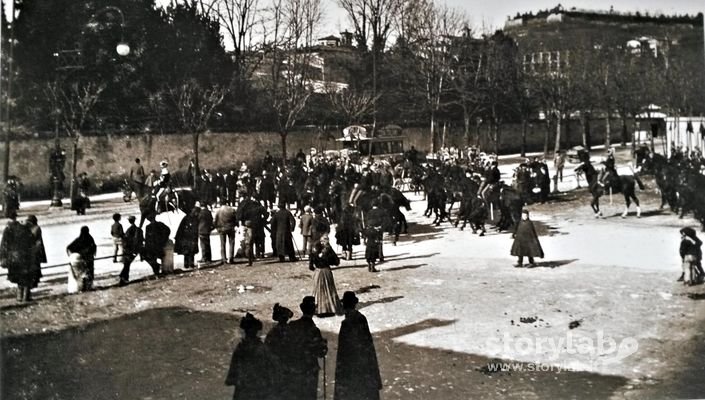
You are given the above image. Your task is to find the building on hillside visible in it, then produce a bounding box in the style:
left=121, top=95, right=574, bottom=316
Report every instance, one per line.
left=251, top=32, right=357, bottom=94
left=504, top=5, right=704, bottom=75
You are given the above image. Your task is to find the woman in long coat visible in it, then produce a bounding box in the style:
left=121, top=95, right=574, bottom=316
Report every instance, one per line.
left=66, top=226, right=97, bottom=292
left=0, top=211, right=34, bottom=301
left=175, top=206, right=200, bottom=269
left=335, top=206, right=360, bottom=261
left=25, top=215, right=47, bottom=298
left=334, top=291, right=382, bottom=400
left=511, top=210, right=544, bottom=267
left=270, top=203, right=297, bottom=262
left=310, top=237, right=342, bottom=316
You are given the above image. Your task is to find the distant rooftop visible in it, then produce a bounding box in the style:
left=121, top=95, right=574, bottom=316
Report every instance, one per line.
left=506, top=4, right=704, bottom=28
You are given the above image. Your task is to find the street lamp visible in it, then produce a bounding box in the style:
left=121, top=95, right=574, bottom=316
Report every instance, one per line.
left=51, top=6, right=130, bottom=209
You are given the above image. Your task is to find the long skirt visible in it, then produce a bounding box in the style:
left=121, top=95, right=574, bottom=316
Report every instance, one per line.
left=68, top=253, right=93, bottom=293
left=312, top=267, right=341, bottom=315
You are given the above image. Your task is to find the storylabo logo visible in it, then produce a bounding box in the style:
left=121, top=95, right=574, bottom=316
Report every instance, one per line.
left=485, top=331, right=639, bottom=366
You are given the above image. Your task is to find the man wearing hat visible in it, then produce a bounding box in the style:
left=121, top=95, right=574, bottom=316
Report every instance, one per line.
left=225, top=313, right=277, bottom=400
left=119, top=216, right=144, bottom=286
left=299, top=206, right=314, bottom=258
left=271, top=201, right=298, bottom=262
left=335, top=291, right=382, bottom=400
left=288, top=296, right=328, bottom=400
left=154, top=160, right=171, bottom=212
left=511, top=210, right=544, bottom=268
left=0, top=210, right=34, bottom=302
left=259, top=170, right=276, bottom=210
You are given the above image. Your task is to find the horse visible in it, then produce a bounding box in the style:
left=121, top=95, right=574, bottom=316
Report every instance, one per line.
left=639, top=153, right=680, bottom=211
left=581, top=165, right=644, bottom=218
left=354, top=187, right=410, bottom=244
left=138, top=188, right=197, bottom=228
left=483, top=183, right=524, bottom=231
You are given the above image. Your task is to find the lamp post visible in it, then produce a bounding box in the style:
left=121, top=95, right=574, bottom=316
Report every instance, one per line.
left=52, top=6, right=130, bottom=210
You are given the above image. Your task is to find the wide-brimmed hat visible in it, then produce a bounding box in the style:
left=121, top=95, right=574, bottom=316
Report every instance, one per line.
left=160, top=160, right=169, bottom=167
left=300, top=296, right=316, bottom=314
left=342, top=291, right=359, bottom=309
left=127, top=216, right=136, bottom=223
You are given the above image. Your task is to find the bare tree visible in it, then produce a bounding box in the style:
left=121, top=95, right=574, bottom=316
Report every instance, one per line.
left=45, top=81, right=106, bottom=205
left=259, top=0, right=322, bottom=161
left=337, top=0, right=402, bottom=51
left=210, top=0, right=262, bottom=78
left=166, top=79, right=226, bottom=186
left=325, top=84, right=380, bottom=125
left=402, top=0, right=466, bottom=152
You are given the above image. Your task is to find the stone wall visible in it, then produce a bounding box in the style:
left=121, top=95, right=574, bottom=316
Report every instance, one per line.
left=1, top=118, right=624, bottom=197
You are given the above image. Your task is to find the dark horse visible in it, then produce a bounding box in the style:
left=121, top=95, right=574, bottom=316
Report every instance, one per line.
left=355, top=187, right=411, bottom=244
left=138, top=189, right=198, bottom=228
left=576, top=163, right=644, bottom=218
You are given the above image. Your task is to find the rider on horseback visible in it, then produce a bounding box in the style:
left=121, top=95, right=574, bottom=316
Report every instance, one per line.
left=599, top=149, right=617, bottom=186
left=154, top=160, right=172, bottom=212
left=478, top=161, right=500, bottom=201
left=349, top=168, right=373, bottom=206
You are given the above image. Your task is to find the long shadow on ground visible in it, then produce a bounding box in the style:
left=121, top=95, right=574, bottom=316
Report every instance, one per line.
left=0, top=307, right=638, bottom=400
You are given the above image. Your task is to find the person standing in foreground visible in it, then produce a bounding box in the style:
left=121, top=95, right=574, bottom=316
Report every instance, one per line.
left=143, top=215, right=171, bottom=276
left=175, top=206, right=200, bottom=269
left=119, top=216, right=143, bottom=286
left=334, top=291, right=382, bottom=400
left=25, top=215, right=47, bottom=300
left=679, top=227, right=703, bottom=285
left=66, top=226, right=97, bottom=292
left=511, top=210, right=544, bottom=268
left=271, top=202, right=298, bottom=262
left=225, top=313, right=277, bottom=400
left=310, top=237, right=342, bottom=316
left=265, top=303, right=295, bottom=399
left=0, top=211, right=35, bottom=302
left=215, top=203, right=238, bottom=264
left=288, top=296, right=328, bottom=400
left=197, top=204, right=213, bottom=263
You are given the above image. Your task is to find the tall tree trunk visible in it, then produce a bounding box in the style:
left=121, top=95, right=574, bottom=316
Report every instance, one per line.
left=543, top=119, right=551, bottom=157
left=463, top=110, right=471, bottom=146
left=69, top=136, right=79, bottom=209
left=430, top=112, right=436, bottom=153
left=631, top=117, right=638, bottom=163
left=604, top=112, right=611, bottom=149
left=192, top=132, right=200, bottom=191
left=553, top=115, right=562, bottom=156
left=441, top=121, right=447, bottom=149
left=475, top=119, right=482, bottom=147
left=281, top=131, right=288, bottom=164
left=494, top=120, right=501, bottom=155
left=621, top=116, right=628, bottom=146
left=520, top=118, right=527, bottom=157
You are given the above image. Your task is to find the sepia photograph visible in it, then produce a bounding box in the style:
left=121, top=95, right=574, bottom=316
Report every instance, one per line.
left=1, top=0, right=704, bottom=398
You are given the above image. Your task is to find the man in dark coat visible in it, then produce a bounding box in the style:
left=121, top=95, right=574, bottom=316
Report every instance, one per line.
left=3, top=177, right=20, bottom=218
left=197, top=204, right=214, bottom=263
left=288, top=296, right=328, bottom=400
left=225, top=313, right=277, bottom=400
left=365, top=202, right=390, bottom=264
left=0, top=211, right=35, bottom=302
left=259, top=171, right=277, bottom=210
left=143, top=215, right=171, bottom=276
left=119, top=215, right=144, bottom=285
left=334, top=291, right=382, bottom=400
left=511, top=210, right=544, bottom=267
left=175, top=207, right=200, bottom=269
left=225, top=169, right=239, bottom=206
left=271, top=203, right=297, bottom=262
left=25, top=215, right=46, bottom=298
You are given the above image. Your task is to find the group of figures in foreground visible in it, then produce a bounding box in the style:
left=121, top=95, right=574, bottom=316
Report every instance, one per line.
left=226, top=294, right=382, bottom=400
